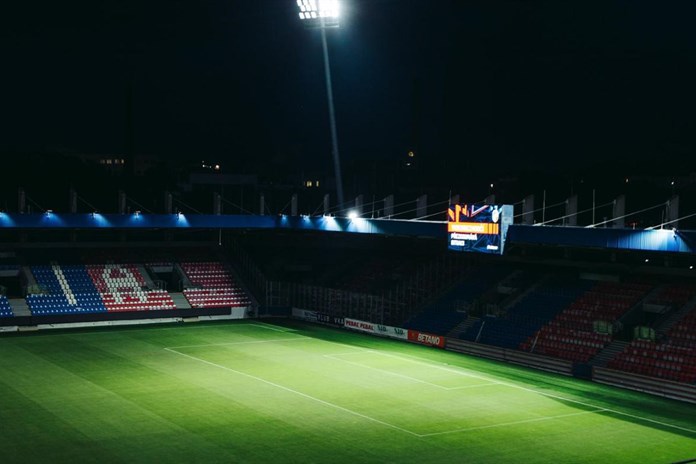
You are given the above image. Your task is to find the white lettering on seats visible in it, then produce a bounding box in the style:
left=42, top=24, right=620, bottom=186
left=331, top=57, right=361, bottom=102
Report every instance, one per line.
left=101, top=266, right=145, bottom=304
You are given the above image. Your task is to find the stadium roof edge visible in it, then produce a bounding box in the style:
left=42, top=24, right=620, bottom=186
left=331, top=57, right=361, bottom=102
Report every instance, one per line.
left=0, top=213, right=694, bottom=254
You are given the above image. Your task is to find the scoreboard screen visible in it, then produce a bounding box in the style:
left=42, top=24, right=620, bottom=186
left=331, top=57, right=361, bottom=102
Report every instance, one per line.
left=447, top=204, right=513, bottom=254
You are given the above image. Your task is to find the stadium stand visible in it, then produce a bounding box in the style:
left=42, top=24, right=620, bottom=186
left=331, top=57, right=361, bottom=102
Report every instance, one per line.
left=522, top=281, right=652, bottom=363
left=86, top=264, right=176, bottom=311
left=403, top=265, right=509, bottom=335
left=27, top=262, right=178, bottom=315
left=648, top=282, right=696, bottom=307
left=27, top=264, right=107, bottom=315
left=461, top=275, right=593, bottom=349
left=20, top=249, right=253, bottom=315
left=339, top=254, right=430, bottom=294
left=181, top=262, right=251, bottom=308
left=608, top=305, right=696, bottom=383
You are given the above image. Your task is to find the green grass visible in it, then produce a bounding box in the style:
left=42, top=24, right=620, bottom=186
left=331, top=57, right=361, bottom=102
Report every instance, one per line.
left=1, top=320, right=695, bottom=463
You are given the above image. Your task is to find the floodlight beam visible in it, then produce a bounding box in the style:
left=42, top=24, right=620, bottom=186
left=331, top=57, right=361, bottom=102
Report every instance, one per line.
left=320, top=24, right=345, bottom=207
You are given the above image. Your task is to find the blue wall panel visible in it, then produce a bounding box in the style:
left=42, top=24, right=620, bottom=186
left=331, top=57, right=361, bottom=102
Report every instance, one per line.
left=0, top=213, right=445, bottom=237
left=0, top=213, right=693, bottom=254
left=507, top=225, right=694, bottom=253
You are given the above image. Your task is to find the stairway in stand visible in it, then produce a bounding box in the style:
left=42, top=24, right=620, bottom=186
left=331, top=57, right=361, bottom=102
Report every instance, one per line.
left=170, top=292, right=192, bottom=310
left=589, top=340, right=629, bottom=367
left=447, top=315, right=480, bottom=338
left=9, top=299, right=31, bottom=317
left=656, top=296, right=696, bottom=334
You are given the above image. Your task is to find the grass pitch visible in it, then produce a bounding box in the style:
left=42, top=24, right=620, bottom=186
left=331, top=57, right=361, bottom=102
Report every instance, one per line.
left=1, top=320, right=695, bottom=463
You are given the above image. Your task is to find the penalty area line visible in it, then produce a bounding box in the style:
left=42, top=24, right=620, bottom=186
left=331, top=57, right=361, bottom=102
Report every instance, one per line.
left=249, top=322, right=298, bottom=333
left=324, top=353, right=498, bottom=391
left=164, top=337, right=308, bottom=350
left=165, top=347, right=421, bottom=437
left=419, top=409, right=607, bottom=437
left=372, top=351, right=696, bottom=436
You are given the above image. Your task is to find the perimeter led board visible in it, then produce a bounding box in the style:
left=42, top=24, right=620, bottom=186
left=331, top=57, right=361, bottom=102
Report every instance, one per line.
left=447, top=204, right=513, bottom=254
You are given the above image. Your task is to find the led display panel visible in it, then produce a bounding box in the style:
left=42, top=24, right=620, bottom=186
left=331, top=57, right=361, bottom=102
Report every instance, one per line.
left=447, top=204, right=513, bottom=254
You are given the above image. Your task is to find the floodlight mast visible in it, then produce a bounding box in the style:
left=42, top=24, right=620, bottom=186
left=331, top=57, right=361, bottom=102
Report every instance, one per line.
left=296, top=0, right=345, bottom=209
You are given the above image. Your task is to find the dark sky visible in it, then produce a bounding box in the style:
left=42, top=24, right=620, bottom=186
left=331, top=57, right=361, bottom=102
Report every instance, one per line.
left=3, top=0, right=696, bottom=177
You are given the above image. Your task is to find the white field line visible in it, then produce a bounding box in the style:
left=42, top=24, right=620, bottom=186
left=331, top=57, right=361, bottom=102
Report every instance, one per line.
left=29, top=321, right=277, bottom=337
left=324, top=353, right=498, bottom=391
left=165, top=347, right=421, bottom=437
left=249, top=322, right=298, bottom=333
left=446, top=384, right=502, bottom=390
left=165, top=337, right=308, bottom=350
left=42, top=325, right=229, bottom=336
left=419, top=409, right=607, bottom=437
left=322, top=351, right=367, bottom=357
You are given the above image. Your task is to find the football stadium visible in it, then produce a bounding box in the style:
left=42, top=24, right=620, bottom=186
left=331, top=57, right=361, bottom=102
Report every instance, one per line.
left=1, top=208, right=696, bottom=463
left=5, top=1, right=696, bottom=463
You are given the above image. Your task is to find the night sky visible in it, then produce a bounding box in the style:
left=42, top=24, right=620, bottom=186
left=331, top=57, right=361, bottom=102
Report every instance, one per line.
left=3, top=0, right=696, bottom=180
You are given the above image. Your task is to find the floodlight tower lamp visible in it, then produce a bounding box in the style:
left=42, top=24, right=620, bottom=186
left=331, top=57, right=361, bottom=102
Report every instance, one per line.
left=297, top=0, right=340, bottom=23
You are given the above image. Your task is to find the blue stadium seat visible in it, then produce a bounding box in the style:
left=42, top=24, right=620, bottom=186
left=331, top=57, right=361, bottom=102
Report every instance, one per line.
left=0, top=295, right=13, bottom=317
left=460, top=278, right=594, bottom=349
left=27, top=264, right=107, bottom=315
